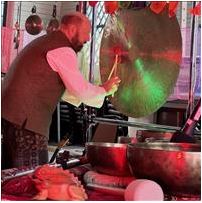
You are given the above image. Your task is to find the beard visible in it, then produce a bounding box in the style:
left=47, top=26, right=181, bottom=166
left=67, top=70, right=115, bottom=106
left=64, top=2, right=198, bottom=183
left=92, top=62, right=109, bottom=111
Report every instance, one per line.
left=71, top=33, right=84, bottom=53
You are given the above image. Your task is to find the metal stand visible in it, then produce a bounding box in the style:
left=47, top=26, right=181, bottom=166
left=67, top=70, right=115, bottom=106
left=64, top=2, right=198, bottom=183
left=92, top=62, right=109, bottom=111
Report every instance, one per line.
left=84, top=3, right=98, bottom=143
left=187, top=1, right=200, bottom=118
left=85, top=115, right=181, bottom=142
left=57, top=103, right=61, bottom=142
left=91, top=117, right=180, bottom=132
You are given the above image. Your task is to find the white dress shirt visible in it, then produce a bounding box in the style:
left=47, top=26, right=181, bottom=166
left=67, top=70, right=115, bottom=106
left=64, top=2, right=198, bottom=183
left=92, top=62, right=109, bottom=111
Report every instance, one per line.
left=46, top=47, right=106, bottom=108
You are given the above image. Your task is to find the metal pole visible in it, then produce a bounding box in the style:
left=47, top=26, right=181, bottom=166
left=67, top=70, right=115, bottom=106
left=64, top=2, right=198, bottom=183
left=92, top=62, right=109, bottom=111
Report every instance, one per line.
left=181, top=2, right=188, bottom=57
left=86, top=4, right=97, bottom=142
left=89, top=5, right=97, bottom=83
left=92, top=117, right=180, bottom=132
left=186, top=1, right=197, bottom=118
left=83, top=1, right=87, bottom=15
left=86, top=123, right=96, bottom=142
left=57, top=103, right=61, bottom=142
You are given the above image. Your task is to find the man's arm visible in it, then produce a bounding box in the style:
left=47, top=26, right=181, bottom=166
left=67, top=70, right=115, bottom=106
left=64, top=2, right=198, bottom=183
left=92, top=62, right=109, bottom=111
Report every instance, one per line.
left=46, top=47, right=108, bottom=108
left=61, top=89, right=81, bottom=107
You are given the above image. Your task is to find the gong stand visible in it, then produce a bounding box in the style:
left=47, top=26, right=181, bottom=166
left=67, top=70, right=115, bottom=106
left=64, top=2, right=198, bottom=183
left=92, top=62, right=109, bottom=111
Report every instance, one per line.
left=186, top=1, right=200, bottom=118
left=91, top=117, right=180, bottom=132
left=84, top=115, right=181, bottom=143
left=82, top=2, right=99, bottom=143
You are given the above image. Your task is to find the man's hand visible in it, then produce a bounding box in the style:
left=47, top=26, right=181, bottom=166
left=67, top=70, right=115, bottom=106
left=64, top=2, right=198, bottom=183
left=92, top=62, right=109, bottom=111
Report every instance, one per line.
left=100, top=76, right=121, bottom=96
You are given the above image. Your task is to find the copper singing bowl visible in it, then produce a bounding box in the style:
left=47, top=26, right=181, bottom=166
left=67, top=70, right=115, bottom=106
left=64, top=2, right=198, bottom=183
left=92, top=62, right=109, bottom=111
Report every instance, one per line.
left=25, top=15, right=43, bottom=35
left=86, top=142, right=132, bottom=176
left=100, top=7, right=182, bottom=117
left=127, top=143, right=201, bottom=195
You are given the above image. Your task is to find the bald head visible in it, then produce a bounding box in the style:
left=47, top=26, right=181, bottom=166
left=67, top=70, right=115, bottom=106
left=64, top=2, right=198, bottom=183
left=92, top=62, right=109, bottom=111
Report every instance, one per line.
left=61, top=12, right=90, bottom=28
left=60, top=12, right=91, bottom=52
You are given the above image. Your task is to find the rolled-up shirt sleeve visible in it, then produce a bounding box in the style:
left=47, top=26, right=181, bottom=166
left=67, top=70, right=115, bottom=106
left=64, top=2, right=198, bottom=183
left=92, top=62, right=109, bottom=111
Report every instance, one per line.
left=46, top=47, right=106, bottom=108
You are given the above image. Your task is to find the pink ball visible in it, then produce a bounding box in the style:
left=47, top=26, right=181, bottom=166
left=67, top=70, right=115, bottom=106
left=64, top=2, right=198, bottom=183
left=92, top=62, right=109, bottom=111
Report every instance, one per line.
left=124, top=179, right=164, bottom=201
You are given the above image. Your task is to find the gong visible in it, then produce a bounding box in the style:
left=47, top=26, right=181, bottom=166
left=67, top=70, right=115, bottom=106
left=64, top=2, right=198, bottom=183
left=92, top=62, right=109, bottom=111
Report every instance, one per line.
left=25, top=5, right=43, bottom=35
left=100, top=6, right=182, bottom=118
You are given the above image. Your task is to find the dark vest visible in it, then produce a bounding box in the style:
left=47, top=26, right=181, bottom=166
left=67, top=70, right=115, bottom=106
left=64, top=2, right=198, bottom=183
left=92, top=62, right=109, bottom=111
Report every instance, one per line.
left=2, top=31, right=73, bottom=136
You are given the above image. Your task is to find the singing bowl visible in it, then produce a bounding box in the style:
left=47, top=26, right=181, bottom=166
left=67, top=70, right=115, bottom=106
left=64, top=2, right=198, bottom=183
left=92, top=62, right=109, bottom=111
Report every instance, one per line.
left=127, top=143, right=201, bottom=196
left=86, top=142, right=132, bottom=176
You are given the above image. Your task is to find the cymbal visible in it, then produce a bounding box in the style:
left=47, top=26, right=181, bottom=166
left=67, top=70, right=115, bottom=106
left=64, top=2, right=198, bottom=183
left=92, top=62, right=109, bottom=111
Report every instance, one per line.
left=100, top=6, right=182, bottom=118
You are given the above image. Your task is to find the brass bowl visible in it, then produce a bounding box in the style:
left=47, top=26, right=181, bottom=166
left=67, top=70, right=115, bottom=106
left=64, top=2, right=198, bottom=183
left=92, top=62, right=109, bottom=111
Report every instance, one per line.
left=127, top=142, right=201, bottom=196
left=86, top=142, right=132, bottom=176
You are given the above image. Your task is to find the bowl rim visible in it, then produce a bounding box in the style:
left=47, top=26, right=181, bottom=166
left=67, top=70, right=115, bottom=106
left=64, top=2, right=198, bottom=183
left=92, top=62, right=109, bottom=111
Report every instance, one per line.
left=127, top=142, right=201, bottom=152
left=86, top=142, right=127, bottom=148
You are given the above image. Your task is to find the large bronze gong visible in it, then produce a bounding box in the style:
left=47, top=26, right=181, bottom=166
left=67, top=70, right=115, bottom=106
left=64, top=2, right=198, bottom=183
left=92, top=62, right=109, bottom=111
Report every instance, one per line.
left=100, top=6, right=182, bottom=118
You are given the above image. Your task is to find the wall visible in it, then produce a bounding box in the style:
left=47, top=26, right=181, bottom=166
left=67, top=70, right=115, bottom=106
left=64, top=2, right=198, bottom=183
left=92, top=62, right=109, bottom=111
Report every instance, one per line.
left=60, top=1, right=78, bottom=17
left=12, top=1, right=77, bottom=30
left=13, top=1, right=77, bottom=45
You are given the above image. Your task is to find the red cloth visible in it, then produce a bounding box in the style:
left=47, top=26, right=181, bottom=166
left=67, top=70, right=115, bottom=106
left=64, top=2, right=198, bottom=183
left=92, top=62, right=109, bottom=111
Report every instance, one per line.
left=87, top=190, right=124, bottom=201
left=104, top=1, right=119, bottom=14
left=190, top=2, right=201, bottom=16
left=89, top=1, right=98, bottom=7
left=150, top=2, right=178, bottom=17
left=150, top=1, right=166, bottom=14
left=1, top=164, right=125, bottom=201
left=1, top=194, right=32, bottom=201
left=2, top=190, right=124, bottom=201
left=1, top=27, right=13, bottom=73
left=168, top=2, right=178, bottom=17
left=1, top=27, right=24, bottom=73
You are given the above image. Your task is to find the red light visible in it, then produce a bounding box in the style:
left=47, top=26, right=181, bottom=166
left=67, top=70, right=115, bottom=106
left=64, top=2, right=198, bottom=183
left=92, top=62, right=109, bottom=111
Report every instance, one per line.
left=89, top=1, right=98, bottom=7
left=176, top=152, right=183, bottom=159
left=104, top=1, right=119, bottom=15
left=101, top=45, right=129, bottom=64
